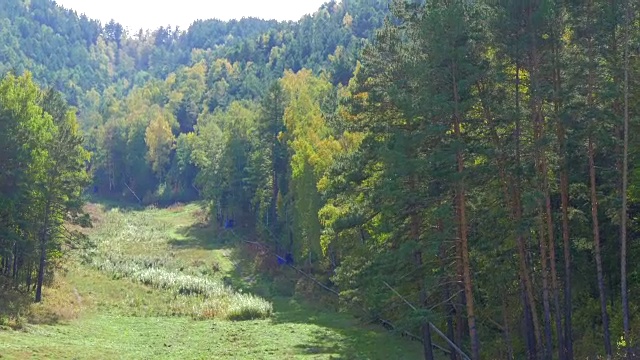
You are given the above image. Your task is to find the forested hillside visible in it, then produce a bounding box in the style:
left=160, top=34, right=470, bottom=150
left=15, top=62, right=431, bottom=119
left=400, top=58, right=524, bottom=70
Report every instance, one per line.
left=2, top=0, right=640, bottom=359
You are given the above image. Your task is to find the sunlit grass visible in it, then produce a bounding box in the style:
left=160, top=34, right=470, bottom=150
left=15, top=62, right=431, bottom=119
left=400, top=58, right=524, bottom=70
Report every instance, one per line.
left=83, top=204, right=272, bottom=321
left=0, top=203, right=424, bottom=359
left=93, top=257, right=272, bottom=320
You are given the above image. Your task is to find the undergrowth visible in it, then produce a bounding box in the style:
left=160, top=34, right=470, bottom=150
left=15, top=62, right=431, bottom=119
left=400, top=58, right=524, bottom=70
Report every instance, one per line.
left=0, top=275, right=84, bottom=330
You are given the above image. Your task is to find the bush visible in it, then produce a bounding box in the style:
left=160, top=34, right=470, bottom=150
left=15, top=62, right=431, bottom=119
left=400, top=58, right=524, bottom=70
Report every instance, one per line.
left=227, top=293, right=273, bottom=321
left=191, top=297, right=230, bottom=320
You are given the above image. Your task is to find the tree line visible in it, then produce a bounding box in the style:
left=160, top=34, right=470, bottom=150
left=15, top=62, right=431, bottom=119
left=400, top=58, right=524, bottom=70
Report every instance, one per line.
left=0, top=73, right=90, bottom=302
left=1, top=0, right=640, bottom=358
left=0, top=0, right=388, bottom=108
left=157, top=0, right=637, bottom=359
left=0, top=0, right=389, bottom=304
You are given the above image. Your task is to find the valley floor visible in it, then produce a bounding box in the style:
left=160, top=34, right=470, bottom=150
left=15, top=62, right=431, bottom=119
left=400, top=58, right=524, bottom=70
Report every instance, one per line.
left=0, top=203, right=423, bottom=359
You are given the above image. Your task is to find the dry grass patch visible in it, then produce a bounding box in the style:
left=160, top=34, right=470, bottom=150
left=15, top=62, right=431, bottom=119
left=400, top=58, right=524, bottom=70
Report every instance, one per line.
left=28, top=277, right=84, bottom=325
left=0, top=275, right=84, bottom=330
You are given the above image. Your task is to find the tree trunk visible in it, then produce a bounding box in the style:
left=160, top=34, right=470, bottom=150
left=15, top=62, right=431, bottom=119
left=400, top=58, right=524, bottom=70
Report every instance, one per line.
left=422, top=320, right=435, bottom=360
left=520, top=278, right=537, bottom=360
left=527, top=3, right=549, bottom=353
left=271, top=165, right=279, bottom=252
left=620, top=0, right=631, bottom=348
left=35, top=203, right=51, bottom=303
left=271, top=126, right=280, bottom=235
left=452, top=61, right=479, bottom=360
left=557, top=121, right=573, bottom=360
left=515, top=62, right=540, bottom=360
left=35, top=238, right=46, bottom=303
left=12, top=242, right=18, bottom=279
left=446, top=280, right=458, bottom=360
left=545, top=183, right=564, bottom=359
left=417, top=249, right=434, bottom=360
left=550, top=31, right=567, bottom=360
left=561, top=194, right=573, bottom=353
left=455, top=212, right=466, bottom=352
left=410, top=175, right=434, bottom=360
left=583, top=8, right=614, bottom=352
left=439, top=221, right=459, bottom=360
left=26, top=264, right=32, bottom=291
left=533, top=76, right=553, bottom=358
left=538, top=212, right=553, bottom=360
left=456, top=164, right=477, bottom=360
left=5, top=252, right=10, bottom=276
left=588, top=136, right=613, bottom=358
left=453, top=126, right=476, bottom=359
left=503, top=299, right=515, bottom=360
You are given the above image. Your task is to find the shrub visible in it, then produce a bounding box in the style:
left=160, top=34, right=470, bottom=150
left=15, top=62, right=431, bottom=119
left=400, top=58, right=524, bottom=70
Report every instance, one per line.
left=227, top=293, right=273, bottom=321
left=191, top=297, right=230, bottom=320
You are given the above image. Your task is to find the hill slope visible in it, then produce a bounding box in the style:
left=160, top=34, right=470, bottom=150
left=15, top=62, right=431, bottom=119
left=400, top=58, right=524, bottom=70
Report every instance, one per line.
left=0, top=0, right=390, bottom=106
left=0, top=203, right=423, bottom=359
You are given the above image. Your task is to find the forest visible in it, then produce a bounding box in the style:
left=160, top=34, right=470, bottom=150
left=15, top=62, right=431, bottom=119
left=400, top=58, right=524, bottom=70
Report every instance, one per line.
left=1, top=0, right=640, bottom=359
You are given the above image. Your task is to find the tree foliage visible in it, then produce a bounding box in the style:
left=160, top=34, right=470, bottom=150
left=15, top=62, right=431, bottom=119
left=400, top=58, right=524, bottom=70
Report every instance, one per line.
left=2, top=0, right=640, bottom=358
left=0, top=73, right=90, bottom=302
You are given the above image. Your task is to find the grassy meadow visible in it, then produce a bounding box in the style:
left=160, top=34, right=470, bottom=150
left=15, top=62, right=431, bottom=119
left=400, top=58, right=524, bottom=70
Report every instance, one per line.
left=0, top=203, right=424, bottom=359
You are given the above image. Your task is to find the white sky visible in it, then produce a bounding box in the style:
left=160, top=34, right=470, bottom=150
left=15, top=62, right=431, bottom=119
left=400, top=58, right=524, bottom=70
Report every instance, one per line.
left=55, top=0, right=329, bottom=31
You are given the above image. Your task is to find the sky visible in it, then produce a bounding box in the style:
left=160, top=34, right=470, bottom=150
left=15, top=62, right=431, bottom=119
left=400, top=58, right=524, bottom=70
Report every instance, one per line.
left=55, top=0, right=329, bottom=31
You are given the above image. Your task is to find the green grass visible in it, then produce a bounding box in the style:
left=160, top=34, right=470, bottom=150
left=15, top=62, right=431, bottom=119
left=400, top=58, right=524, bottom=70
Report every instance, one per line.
left=0, top=310, right=420, bottom=359
left=81, top=203, right=271, bottom=321
left=0, top=203, right=424, bottom=359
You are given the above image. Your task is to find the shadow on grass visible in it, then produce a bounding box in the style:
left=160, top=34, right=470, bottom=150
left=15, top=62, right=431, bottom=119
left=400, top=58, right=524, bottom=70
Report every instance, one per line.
left=0, top=281, right=69, bottom=329
left=88, top=196, right=204, bottom=213
left=87, top=196, right=144, bottom=212
left=157, top=217, right=422, bottom=359
left=221, top=257, right=423, bottom=359
left=0, top=284, right=32, bottom=328
left=167, top=224, right=232, bottom=251
left=267, top=296, right=423, bottom=359
left=168, top=218, right=257, bottom=251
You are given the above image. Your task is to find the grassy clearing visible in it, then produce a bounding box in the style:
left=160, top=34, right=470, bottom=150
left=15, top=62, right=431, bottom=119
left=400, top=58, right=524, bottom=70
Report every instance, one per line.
left=0, top=309, right=421, bottom=359
left=93, top=257, right=272, bottom=320
left=84, top=204, right=271, bottom=321
left=0, top=203, right=424, bottom=359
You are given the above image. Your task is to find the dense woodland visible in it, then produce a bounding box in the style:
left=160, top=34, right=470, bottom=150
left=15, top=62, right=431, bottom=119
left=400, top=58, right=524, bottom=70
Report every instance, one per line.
left=1, top=0, right=640, bottom=358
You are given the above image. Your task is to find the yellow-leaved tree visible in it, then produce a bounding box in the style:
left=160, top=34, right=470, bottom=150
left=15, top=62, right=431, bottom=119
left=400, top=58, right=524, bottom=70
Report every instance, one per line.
left=145, top=105, right=176, bottom=179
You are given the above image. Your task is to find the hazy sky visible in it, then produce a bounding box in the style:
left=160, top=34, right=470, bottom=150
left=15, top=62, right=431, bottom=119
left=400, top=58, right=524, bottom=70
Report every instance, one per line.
left=55, top=0, right=329, bottom=31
